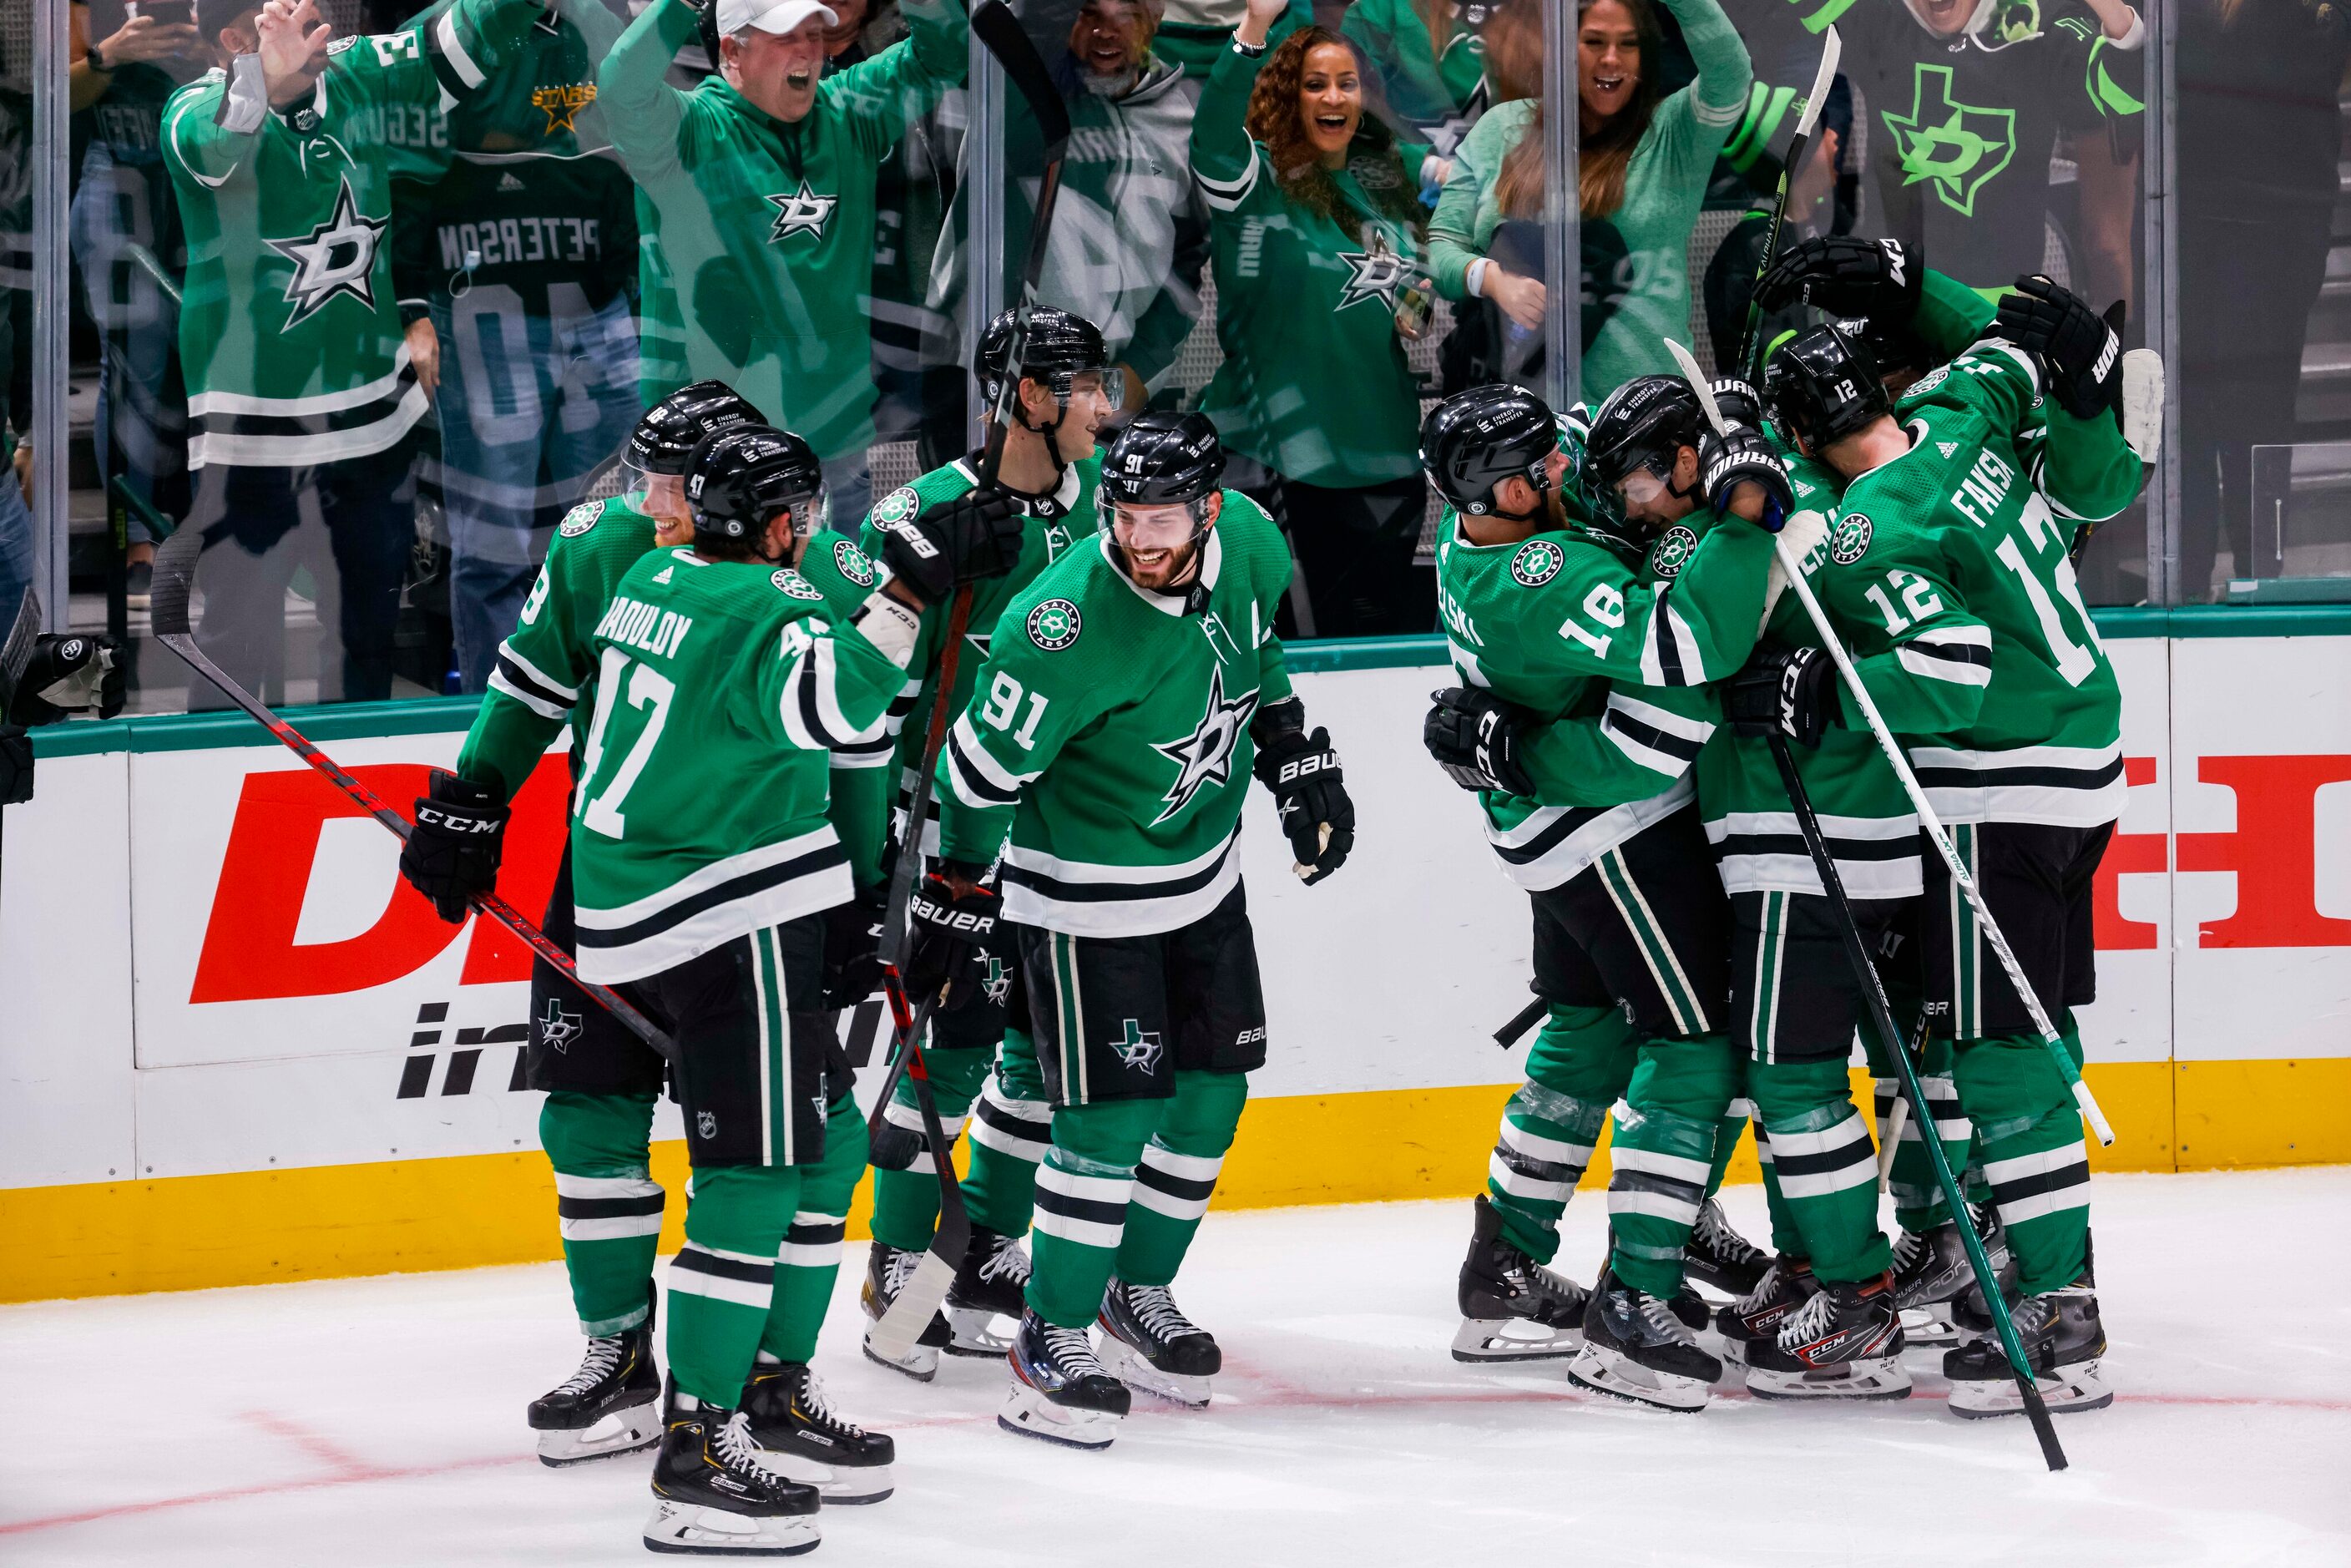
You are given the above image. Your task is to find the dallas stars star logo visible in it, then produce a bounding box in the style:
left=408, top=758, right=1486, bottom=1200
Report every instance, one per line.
left=265, top=176, right=387, bottom=327
left=1883, top=63, right=2016, bottom=218
left=1149, top=665, right=1258, bottom=826
left=766, top=180, right=839, bottom=242
left=530, top=82, right=596, bottom=134
left=1334, top=229, right=1412, bottom=312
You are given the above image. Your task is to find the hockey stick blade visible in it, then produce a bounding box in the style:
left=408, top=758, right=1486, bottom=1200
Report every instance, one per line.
left=1664, top=338, right=1729, bottom=435
left=0, top=584, right=40, bottom=716
left=866, top=1249, right=958, bottom=1366
left=1793, top=24, right=1841, bottom=143
left=1734, top=26, right=1840, bottom=380
left=971, top=1, right=1071, bottom=155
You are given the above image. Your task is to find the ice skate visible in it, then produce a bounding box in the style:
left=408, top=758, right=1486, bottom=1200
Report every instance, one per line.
left=1098, top=1277, right=1221, bottom=1407
left=643, top=1382, right=821, bottom=1556
left=861, top=1241, right=951, bottom=1382
left=1892, top=1206, right=1995, bottom=1346
left=1744, top=1271, right=1913, bottom=1400
left=1714, top=1255, right=1816, bottom=1368
left=1944, top=1273, right=2110, bottom=1419
left=1684, top=1199, right=1770, bottom=1300
left=741, top=1359, right=895, bottom=1505
left=527, top=1295, right=662, bottom=1466
left=999, top=1308, right=1130, bottom=1449
left=1452, top=1194, right=1589, bottom=1361
left=944, top=1226, right=1029, bottom=1358
left=1567, top=1265, right=1722, bottom=1412
left=1944, top=1205, right=2019, bottom=1344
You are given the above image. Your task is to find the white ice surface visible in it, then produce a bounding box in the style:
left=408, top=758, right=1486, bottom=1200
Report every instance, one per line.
left=4, top=1170, right=2348, bottom=1567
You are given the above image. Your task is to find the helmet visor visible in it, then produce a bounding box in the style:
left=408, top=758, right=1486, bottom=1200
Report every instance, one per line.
left=1064, top=367, right=1125, bottom=412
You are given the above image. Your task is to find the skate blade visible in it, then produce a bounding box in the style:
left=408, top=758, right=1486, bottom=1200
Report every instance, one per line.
left=1898, top=1305, right=1961, bottom=1348
left=1097, top=1334, right=1212, bottom=1408
left=1565, top=1345, right=1714, bottom=1413
left=1744, top=1358, right=1914, bottom=1402
left=943, top=1303, right=1018, bottom=1358
left=1451, top=1316, right=1582, bottom=1362
left=642, top=1499, right=820, bottom=1555
left=1947, top=1362, right=2111, bottom=1419
left=862, top=1333, right=939, bottom=1383
left=998, top=1383, right=1121, bottom=1449
left=534, top=1398, right=663, bottom=1466
left=755, top=1453, right=895, bottom=1506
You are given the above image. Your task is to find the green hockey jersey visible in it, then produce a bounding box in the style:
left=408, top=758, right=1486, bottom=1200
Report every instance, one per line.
left=1190, top=39, right=1433, bottom=488
left=601, top=0, right=965, bottom=460
left=163, top=0, right=541, bottom=468
left=569, top=545, right=910, bottom=982
left=935, top=494, right=1294, bottom=936
left=1341, top=0, right=1492, bottom=156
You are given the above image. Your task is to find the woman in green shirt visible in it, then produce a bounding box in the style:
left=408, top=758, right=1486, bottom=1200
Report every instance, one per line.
left=1192, top=0, right=1443, bottom=635
left=1427, top=0, right=1750, bottom=398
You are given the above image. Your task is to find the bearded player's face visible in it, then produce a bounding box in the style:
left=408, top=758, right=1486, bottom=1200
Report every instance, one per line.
left=1115, top=498, right=1214, bottom=590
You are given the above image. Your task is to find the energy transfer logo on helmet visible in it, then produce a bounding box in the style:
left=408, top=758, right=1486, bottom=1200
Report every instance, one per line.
left=1651, top=524, right=1699, bottom=579
left=1028, top=599, right=1083, bottom=650
left=1829, top=513, right=1873, bottom=564
left=1511, top=539, right=1563, bottom=587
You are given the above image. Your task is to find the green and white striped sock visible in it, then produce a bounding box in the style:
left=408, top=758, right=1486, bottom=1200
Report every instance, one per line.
left=540, top=1090, right=664, bottom=1338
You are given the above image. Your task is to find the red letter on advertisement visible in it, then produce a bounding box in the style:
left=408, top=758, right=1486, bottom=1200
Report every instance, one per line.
left=2175, top=755, right=2351, bottom=948
left=2091, top=756, right=2163, bottom=951
left=190, top=764, right=465, bottom=1002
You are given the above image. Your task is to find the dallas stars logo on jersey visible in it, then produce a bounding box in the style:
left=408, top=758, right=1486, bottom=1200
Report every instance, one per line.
left=1335, top=229, right=1413, bottom=312
left=531, top=82, right=596, bottom=134
left=1511, top=539, right=1563, bottom=586
left=1883, top=64, right=2016, bottom=218
left=265, top=175, right=387, bottom=327
left=1110, top=1019, right=1164, bottom=1072
left=767, top=180, right=839, bottom=242
left=1650, top=524, right=1698, bottom=579
left=1149, top=665, right=1258, bottom=825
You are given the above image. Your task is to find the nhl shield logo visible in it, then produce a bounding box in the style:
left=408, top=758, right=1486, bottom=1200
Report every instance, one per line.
left=1829, top=513, right=1873, bottom=565
left=872, top=487, right=922, bottom=528
left=1651, top=524, right=1698, bottom=579
left=771, top=569, right=824, bottom=600
left=1511, top=539, right=1564, bottom=587
left=1028, top=599, right=1082, bottom=650
left=696, top=1110, right=717, bottom=1140
left=559, top=498, right=604, bottom=538
left=832, top=539, right=876, bottom=587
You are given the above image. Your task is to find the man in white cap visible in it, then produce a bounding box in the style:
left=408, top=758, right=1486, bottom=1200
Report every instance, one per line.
left=599, top=0, right=966, bottom=528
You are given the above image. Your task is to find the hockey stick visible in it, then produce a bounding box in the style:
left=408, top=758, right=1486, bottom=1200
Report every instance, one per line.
left=1875, top=1009, right=1931, bottom=1193
left=1494, top=992, right=1549, bottom=1050
left=0, top=586, right=41, bottom=887
left=1761, top=730, right=2069, bottom=1470
left=144, top=526, right=677, bottom=1060
left=1663, top=338, right=2114, bottom=1146
left=861, top=0, right=1074, bottom=1366
left=1734, top=26, right=1841, bottom=382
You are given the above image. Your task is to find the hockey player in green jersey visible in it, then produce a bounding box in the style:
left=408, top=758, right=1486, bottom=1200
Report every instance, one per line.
left=856, top=306, right=1118, bottom=1382
left=916, top=412, right=1355, bottom=1449
left=600, top=0, right=966, bottom=524
left=165, top=0, right=545, bottom=701
left=1416, top=380, right=1788, bottom=1411
left=1753, top=312, right=2127, bottom=1420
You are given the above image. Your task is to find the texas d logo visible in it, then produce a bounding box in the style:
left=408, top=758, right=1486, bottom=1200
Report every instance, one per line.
left=265, top=175, right=387, bottom=327
left=1111, top=1019, right=1164, bottom=1073
left=1149, top=665, right=1258, bottom=825
left=538, top=997, right=583, bottom=1055
left=1883, top=64, right=2016, bottom=218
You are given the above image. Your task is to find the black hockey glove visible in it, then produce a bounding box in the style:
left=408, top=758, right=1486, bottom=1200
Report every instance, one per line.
left=1710, top=377, right=1765, bottom=431
left=1725, top=645, right=1840, bottom=748
left=398, top=769, right=509, bottom=923
left=1754, top=235, right=1923, bottom=326
left=821, top=882, right=887, bottom=1012
left=877, top=488, right=1023, bottom=604
left=1251, top=701, right=1353, bottom=885
left=1423, top=686, right=1536, bottom=797
left=0, top=726, right=31, bottom=807
left=1996, top=274, right=2124, bottom=422
left=7, top=633, right=125, bottom=726
left=902, top=860, right=1003, bottom=1012
left=1698, top=422, right=1794, bottom=530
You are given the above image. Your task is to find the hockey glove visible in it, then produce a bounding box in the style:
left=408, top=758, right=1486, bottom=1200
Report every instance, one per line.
left=877, top=488, right=1023, bottom=604
left=1725, top=645, right=1840, bottom=748
left=0, top=727, right=30, bottom=807
left=1996, top=275, right=2123, bottom=422
left=1251, top=703, right=1353, bottom=885
left=1710, top=377, right=1765, bottom=431
left=398, top=769, right=509, bottom=923
left=7, top=633, right=125, bottom=726
left=1754, top=235, right=1923, bottom=325
left=1423, top=686, right=1536, bottom=797
left=821, top=883, right=888, bottom=1012
left=1698, top=423, right=1794, bottom=529
left=902, top=860, right=1003, bottom=1012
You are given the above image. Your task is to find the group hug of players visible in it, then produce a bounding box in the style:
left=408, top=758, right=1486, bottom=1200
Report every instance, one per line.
left=387, top=228, right=2143, bottom=1554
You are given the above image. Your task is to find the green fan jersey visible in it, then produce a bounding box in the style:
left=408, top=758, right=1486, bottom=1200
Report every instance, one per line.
left=1341, top=0, right=1491, bottom=156
left=601, top=0, right=965, bottom=460
left=1191, top=39, right=1433, bottom=488
left=934, top=495, right=1294, bottom=936
left=569, top=546, right=909, bottom=982
left=163, top=0, right=541, bottom=468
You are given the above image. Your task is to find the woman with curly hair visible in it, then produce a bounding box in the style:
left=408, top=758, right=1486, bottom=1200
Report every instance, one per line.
left=1191, top=0, right=1448, bottom=636
left=1428, top=0, right=1751, bottom=396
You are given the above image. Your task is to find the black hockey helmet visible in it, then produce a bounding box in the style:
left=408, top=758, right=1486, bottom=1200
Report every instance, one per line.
left=1580, top=375, right=1706, bottom=528
left=685, top=424, right=825, bottom=555
left=978, top=306, right=1118, bottom=474
left=1099, top=411, right=1226, bottom=515
left=1419, top=383, right=1558, bottom=518
left=1832, top=316, right=1934, bottom=390
left=629, top=380, right=767, bottom=476
left=1764, top=323, right=1893, bottom=453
